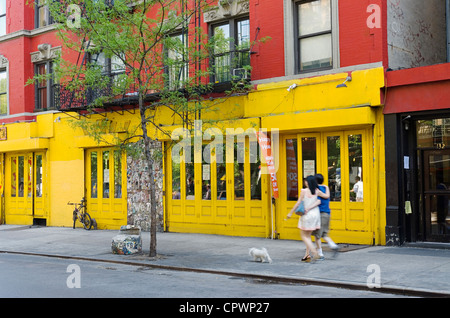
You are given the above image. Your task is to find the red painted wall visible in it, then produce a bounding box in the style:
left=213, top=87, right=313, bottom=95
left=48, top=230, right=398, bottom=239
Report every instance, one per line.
left=339, top=0, right=387, bottom=68
left=249, top=0, right=285, bottom=81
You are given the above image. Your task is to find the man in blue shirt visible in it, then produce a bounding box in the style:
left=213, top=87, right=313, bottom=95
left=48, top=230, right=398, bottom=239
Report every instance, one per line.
left=313, top=174, right=339, bottom=259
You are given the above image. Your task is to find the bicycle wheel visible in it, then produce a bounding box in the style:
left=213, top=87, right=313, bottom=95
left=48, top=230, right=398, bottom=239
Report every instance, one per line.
left=73, top=209, right=78, bottom=229
left=82, top=212, right=92, bottom=230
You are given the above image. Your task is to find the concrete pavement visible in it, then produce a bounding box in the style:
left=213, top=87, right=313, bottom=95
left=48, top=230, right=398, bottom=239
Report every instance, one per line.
left=0, top=224, right=449, bottom=297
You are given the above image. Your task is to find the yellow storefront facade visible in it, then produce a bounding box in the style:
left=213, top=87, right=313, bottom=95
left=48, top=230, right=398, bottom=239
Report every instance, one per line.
left=0, top=112, right=131, bottom=230
left=0, top=66, right=386, bottom=245
left=163, top=66, right=387, bottom=245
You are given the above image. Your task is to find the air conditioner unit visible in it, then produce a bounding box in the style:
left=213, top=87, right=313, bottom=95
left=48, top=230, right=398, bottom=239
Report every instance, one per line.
left=232, top=68, right=248, bottom=80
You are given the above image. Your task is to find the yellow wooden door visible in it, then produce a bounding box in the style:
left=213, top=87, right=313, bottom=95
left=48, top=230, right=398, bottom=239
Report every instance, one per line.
left=85, top=148, right=126, bottom=229
left=276, top=130, right=373, bottom=243
left=33, top=152, right=47, bottom=219
left=5, top=153, right=34, bottom=224
left=278, top=133, right=322, bottom=239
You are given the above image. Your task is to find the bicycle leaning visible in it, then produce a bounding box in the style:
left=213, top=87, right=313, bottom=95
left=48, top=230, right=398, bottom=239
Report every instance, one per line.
left=68, top=197, right=92, bottom=230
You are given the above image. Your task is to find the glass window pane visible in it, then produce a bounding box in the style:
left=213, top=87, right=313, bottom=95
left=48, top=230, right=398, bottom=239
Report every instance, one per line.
left=0, top=16, right=6, bottom=36
left=250, top=140, right=261, bottom=200
left=18, top=156, right=24, bottom=197
left=36, top=155, right=43, bottom=198
left=38, top=88, right=47, bottom=109
left=237, top=19, right=250, bottom=50
left=11, top=156, right=16, bottom=197
left=91, top=152, right=97, bottom=198
left=217, top=144, right=226, bottom=200
left=0, top=0, right=6, bottom=16
left=0, top=93, right=7, bottom=115
left=286, top=139, right=298, bottom=201
left=427, top=153, right=450, bottom=235
left=27, top=155, right=32, bottom=197
left=327, top=136, right=341, bottom=201
left=103, top=151, right=110, bottom=198
left=172, top=155, right=181, bottom=200
left=0, top=70, right=6, bottom=93
left=349, top=134, right=363, bottom=202
left=416, top=118, right=450, bottom=149
left=186, top=147, right=195, bottom=200
left=202, top=145, right=211, bottom=200
left=37, top=64, right=47, bottom=87
left=234, top=142, right=245, bottom=200
left=166, top=33, right=188, bottom=89
left=300, top=34, right=332, bottom=71
left=213, top=24, right=231, bottom=83
left=298, top=0, right=331, bottom=36
left=114, top=150, right=122, bottom=199
left=301, top=137, right=316, bottom=181
left=38, top=6, right=48, bottom=27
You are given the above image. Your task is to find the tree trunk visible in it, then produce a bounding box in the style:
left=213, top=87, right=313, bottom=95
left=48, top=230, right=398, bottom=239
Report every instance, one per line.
left=139, top=93, right=158, bottom=257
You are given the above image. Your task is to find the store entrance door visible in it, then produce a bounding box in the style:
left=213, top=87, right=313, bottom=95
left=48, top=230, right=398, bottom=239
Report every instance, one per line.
left=4, top=152, right=47, bottom=225
left=423, top=150, right=450, bottom=242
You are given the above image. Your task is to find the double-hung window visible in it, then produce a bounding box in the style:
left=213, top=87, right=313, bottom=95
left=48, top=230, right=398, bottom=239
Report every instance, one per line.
left=88, top=51, right=126, bottom=102
left=35, top=1, right=55, bottom=28
left=211, top=17, right=250, bottom=83
left=295, top=0, right=333, bottom=72
left=164, top=32, right=188, bottom=90
left=35, top=61, right=54, bottom=110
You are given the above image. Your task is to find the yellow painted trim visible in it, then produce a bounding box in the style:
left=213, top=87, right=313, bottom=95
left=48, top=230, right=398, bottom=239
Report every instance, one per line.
left=262, top=106, right=376, bottom=133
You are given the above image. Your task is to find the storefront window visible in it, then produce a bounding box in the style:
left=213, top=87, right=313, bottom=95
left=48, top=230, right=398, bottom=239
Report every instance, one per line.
left=202, top=144, right=211, bottom=200
left=11, top=156, right=16, bottom=197
left=102, top=151, right=110, bottom=198
left=114, top=150, right=122, bottom=199
left=172, top=153, right=181, bottom=200
left=36, top=155, right=43, bottom=198
left=234, top=141, right=245, bottom=200
left=327, top=136, right=341, bottom=201
left=416, top=118, right=450, bottom=149
left=217, top=161, right=226, bottom=200
left=286, top=138, right=298, bottom=201
left=301, top=137, right=316, bottom=180
left=91, top=152, right=97, bottom=198
left=348, top=134, right=363, bottom=202
left=18, top=156, right=24, bottom=197
left=250, top=140, right=261, bottom=200
left=186, top=148, right=195, bottom=200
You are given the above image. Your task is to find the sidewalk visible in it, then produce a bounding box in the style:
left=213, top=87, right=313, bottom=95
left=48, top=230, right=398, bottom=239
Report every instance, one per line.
left=0, top=224, right=449, bottom=297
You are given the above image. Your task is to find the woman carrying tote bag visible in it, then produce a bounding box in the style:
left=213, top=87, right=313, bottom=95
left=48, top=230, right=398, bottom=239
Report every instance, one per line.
left=286, top=175, right=324, bottom=262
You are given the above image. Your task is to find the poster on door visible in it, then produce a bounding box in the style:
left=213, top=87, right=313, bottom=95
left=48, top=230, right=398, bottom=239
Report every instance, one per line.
left=256, top=131, right=279, bottom=199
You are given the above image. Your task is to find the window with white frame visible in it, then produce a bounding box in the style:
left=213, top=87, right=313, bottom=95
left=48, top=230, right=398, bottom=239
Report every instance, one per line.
left=295, top=0, right=333, bottom=72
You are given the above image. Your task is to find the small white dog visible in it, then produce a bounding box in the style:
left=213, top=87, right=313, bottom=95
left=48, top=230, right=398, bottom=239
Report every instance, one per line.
left=249, top=247, right=272, bottom=263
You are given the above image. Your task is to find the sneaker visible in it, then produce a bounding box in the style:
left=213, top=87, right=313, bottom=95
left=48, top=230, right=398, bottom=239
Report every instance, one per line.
left=331, top=246, right=339, bottom=258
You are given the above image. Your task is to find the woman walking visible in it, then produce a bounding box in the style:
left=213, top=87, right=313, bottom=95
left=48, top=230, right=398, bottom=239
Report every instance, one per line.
left=286, top=175, right=322, bottom=262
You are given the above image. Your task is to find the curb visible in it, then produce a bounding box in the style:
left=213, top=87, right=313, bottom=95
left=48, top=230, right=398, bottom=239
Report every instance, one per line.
left=1, top=250, right=449, bottom=298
